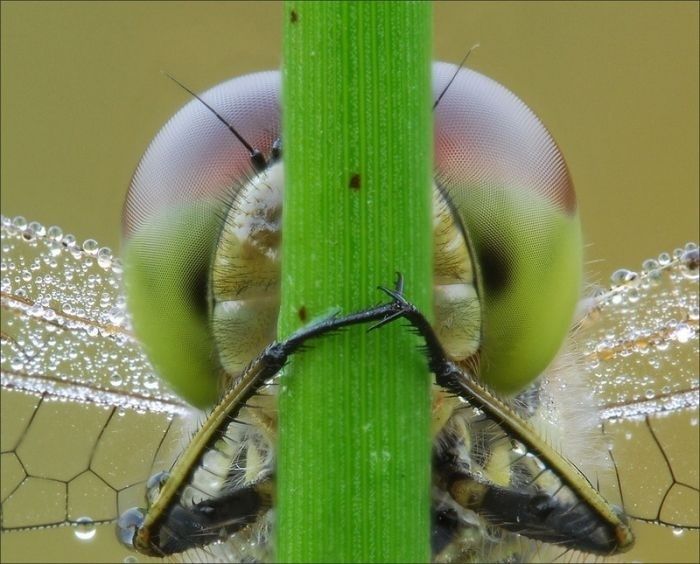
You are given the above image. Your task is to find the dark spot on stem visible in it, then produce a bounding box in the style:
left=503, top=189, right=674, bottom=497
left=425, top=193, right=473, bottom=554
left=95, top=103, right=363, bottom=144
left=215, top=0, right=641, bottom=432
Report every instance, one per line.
left=290, top=9, right=298, bottom=23
left=349, top=173, right=361, bottom=190
left=298, top=306, right=307, bottom=322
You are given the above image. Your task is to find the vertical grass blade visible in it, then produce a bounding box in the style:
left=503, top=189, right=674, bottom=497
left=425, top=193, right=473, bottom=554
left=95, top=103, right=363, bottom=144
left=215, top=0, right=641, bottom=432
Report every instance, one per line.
left=277, top=1, right=433, bottom=561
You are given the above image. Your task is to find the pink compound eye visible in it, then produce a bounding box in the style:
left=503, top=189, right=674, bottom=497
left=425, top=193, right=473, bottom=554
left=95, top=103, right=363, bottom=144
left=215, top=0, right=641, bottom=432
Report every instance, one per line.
left=123, top=71, right=281, bottom=239
left=432, top=62, right=581, bottom=394
left=122, top=71, right=282, bottom=407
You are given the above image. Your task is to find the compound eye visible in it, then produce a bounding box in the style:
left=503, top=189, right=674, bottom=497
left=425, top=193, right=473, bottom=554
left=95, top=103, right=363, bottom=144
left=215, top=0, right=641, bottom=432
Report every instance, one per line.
left=116, top=507, right=146, bottom=549
left=433, top=62, right=582, bottom=394
left=121, top=72, right=281, bottom=407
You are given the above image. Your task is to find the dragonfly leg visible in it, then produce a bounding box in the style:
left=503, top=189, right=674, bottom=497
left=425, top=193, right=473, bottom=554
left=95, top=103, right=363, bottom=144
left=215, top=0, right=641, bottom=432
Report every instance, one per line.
left=152, top=478, right=274, bottom=556
left=375, top=281, right=465, bottom=393
left=433, top=457, right=625, bottom=555
left=239, top=273, right=418, bottom=393
left=386, top=290, right=636, bottom=555
left=122, top=276, right=422, bottom=556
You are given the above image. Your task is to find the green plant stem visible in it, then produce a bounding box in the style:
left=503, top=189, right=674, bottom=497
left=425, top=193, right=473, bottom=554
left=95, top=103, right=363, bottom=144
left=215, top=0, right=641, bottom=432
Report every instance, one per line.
left=277, top=1, right=433, bottom=562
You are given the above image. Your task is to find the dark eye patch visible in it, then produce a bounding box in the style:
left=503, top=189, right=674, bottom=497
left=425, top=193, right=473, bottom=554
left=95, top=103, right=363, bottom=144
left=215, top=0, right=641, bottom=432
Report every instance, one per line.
left=189, top=263, right=209, bottom=317
left=478, top=242, right=510, bottom=295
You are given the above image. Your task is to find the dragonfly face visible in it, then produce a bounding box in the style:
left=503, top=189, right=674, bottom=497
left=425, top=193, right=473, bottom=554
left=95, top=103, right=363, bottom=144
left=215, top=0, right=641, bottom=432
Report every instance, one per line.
left=1, top=63, right=698, bottom=563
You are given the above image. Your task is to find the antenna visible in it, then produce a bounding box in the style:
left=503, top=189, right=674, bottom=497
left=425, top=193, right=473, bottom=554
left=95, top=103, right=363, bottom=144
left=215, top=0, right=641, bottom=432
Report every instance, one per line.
left=433, top=44, right=480, bottom=111
left=164, top=72, right=268, bottom=172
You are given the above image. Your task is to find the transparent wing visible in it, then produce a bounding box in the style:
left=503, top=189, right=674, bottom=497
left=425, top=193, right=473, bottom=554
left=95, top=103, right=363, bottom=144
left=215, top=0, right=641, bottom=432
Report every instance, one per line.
left=0, top=216, right=188, bottom=414
left=0, top=216, right=190, bottom=562
left=574, top=245, right=699, bottom=563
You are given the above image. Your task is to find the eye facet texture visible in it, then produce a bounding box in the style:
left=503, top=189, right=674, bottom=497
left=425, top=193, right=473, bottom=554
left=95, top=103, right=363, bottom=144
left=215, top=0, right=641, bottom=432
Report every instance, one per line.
left=122, top=72, right=281, bottom=407
left=433, top=62, right=582, bottom=393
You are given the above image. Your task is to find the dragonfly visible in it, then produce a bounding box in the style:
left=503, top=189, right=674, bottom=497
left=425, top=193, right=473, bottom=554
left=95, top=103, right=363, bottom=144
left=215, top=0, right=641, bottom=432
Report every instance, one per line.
left=2, top=66, right=699, bottom=562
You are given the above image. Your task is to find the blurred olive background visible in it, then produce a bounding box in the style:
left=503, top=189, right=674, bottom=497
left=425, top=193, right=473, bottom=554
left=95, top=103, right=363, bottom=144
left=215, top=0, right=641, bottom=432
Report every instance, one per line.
left=1, top=1, right=698, bottom=563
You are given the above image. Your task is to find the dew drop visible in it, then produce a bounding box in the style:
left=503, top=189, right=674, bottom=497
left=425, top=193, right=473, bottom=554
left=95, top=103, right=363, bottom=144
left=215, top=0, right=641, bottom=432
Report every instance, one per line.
left=10, top=357, right=24, bottom=371
left=28, top=221, right=46, bottom=237
left=97, top=247, right=113, bottom=269
left=610, top=269, right=638, bottom=287
left=680, top=248, right=699, bottom=279
left=647, top=268, right=662, bottom=285
left=62, top=234, right=76, bottom=248
left=672, top=527, right=685, bottom=537
left=143, top=376, right=159, bottom=390
left=47, top=225, right=63, bottom=241
left=634, top=337, right=651, bottom=355
left=107, top=306, right=125, bottom=325
left=74, top=516, right=96, bottom=541
left=674, top=323, right=694, bottom=344
left=12, top=216, right=27, bottom=230
left=641, top=258, right=659, bottom=273
left=21, top=228, right=36, bottom=242
left=48, top=240, right=62, bottom=257
left=82, top=239, right=99, bottom=256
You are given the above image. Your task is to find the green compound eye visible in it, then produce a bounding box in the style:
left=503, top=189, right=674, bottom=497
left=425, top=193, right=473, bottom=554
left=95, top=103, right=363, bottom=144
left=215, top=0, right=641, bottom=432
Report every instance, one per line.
left=122, top=63, right=581, bottom=407
left=122, top=72, right=281, bottom=408
left=433, top=62, right=582, bottom=394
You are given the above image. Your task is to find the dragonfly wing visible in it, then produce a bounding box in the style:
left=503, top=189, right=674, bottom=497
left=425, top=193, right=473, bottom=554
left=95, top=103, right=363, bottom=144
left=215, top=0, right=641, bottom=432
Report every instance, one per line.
left=0, top=216, right=187, bottom=415
left=1, top=217, right=191, bottom=562
left=576, top=247, right=699, bottom=562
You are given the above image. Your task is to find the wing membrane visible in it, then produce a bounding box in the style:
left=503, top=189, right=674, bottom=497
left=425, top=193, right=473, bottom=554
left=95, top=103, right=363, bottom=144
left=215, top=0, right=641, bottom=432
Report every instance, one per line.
left=575, top=247, right=699, bottom=562
left=1, top=217, right=189, bottom=562
left=0, top=216, right=187, bottom=415
left=577, top=247, right=699, bottom=419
